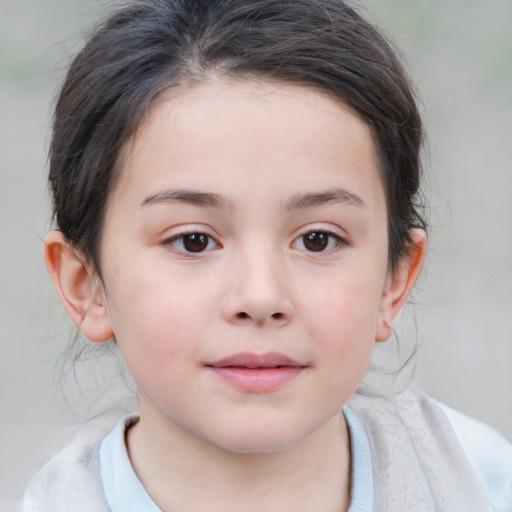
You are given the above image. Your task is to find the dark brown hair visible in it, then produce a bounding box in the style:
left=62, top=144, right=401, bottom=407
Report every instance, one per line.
left=50, top=0, right=425, bottom=274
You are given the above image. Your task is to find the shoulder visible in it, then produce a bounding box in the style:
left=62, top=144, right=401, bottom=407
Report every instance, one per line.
left=437, top=402, right=512, bottom=512
left=22, top=435, right=107, bottom=512
left=22, top=408, right=127, bottom=512
left=349, top=387, right=512, bottom=512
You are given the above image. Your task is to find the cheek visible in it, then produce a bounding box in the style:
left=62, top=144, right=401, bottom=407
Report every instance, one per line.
left=307, top=273, right=383, bottom=336
left=302, top=270, right=383, bottom=381
left=310, top=287, right=378, bottom=399
left=105, top=273, right=201, bottom=360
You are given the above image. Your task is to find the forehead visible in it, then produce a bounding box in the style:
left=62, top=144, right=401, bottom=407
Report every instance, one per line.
left=115, top=78, right=384, bottom=211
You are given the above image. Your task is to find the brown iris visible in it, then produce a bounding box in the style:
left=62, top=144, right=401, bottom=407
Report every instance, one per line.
left=303, top=232, right=329, bottom=252
left=182, top=233, right=209, bottom=252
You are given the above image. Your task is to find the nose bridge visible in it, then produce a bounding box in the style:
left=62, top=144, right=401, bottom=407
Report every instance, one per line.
left=222, top=239, right=293, bottom=325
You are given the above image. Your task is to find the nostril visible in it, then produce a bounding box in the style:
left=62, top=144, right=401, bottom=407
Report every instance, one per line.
left=233, top=311, right=287, bottom=322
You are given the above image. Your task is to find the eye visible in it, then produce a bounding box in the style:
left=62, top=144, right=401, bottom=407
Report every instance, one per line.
left=293, top=231, right=344, bottom=253
left=163, top=232, right=218, bottom=254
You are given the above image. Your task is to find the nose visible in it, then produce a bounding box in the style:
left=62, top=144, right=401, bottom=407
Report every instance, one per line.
left=221, top=251, right=295, bottom=327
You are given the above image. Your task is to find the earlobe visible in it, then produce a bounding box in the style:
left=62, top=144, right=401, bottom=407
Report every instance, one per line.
left=43, top=231, right=114, bottom=342
left=375, top=228, right=427, bottom=342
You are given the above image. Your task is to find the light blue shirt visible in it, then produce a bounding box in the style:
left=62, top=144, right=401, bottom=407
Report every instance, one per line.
left=99, top=416, right=160, bottom=512
left=99, top=407, right=512, bottom=512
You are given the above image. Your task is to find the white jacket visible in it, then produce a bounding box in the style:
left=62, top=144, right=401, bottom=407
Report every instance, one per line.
left=20, top=387, right=503, bottom=511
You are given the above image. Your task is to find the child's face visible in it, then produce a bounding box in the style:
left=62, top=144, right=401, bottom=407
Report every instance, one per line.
left=96, top=79, right=406, bottom=452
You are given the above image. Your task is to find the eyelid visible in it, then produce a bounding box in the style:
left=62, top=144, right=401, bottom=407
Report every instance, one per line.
left=291, top=224, right=350, bottom=253
left=295, top=222, right=349, bottom=241
left=159, top=225, right=222, bottom=256
left=159, top=223, right=220, bottom=240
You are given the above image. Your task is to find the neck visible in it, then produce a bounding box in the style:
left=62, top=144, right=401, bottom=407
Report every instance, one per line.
left=127, top=404, right=351, bottom=512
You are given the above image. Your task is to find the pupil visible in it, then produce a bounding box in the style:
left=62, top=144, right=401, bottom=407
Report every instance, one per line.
left=304, top=232, right=328, bottom=251
left=183, top=233, right=208, bottom=252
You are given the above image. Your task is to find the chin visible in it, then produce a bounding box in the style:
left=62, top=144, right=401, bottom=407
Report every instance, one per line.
left=205, top=422, right=312, bottom=455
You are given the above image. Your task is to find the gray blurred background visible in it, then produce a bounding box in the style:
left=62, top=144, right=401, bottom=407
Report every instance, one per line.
left=1, top=0, right=511, bottom=503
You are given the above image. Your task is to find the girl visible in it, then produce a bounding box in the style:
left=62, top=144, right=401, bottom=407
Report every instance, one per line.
left=22, top=0, right=511, bottom=510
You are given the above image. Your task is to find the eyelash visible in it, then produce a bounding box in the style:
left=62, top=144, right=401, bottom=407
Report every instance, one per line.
left=161, top=229, right=347, bottom=256
left=161, top=231, right=220, bottom=255
left=292, top=230, right=348, bottom=254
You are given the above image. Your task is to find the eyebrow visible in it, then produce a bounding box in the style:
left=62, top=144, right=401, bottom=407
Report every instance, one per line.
left=141, top=186, right=365, bottom=211
left=285, top=187, right=365, bottom=211
left=141, top=188, right=231, bottom=209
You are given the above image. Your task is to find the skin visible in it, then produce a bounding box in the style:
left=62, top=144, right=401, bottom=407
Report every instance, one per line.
left=44, top=79, right=425, bottom=511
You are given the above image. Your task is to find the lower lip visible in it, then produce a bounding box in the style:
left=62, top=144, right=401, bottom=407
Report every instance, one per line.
left=208, top=366, right=304, bottom=392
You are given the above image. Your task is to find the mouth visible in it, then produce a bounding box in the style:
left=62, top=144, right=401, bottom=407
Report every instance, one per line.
left=208, top=351, right=304, bottom=369
left=206, top=352, right=306, bottom=392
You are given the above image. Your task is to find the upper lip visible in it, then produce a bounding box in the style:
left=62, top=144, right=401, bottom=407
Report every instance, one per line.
left=207, top=352, right=305, bottom=369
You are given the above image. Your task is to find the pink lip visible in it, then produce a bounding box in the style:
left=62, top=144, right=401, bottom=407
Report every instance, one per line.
left=206, top=352, right=306, bottom=392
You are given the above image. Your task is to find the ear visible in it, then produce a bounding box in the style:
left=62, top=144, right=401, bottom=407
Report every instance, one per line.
left=375, top=228, right=426, bottom=342
left=43, top=231, right=114, bottom=342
